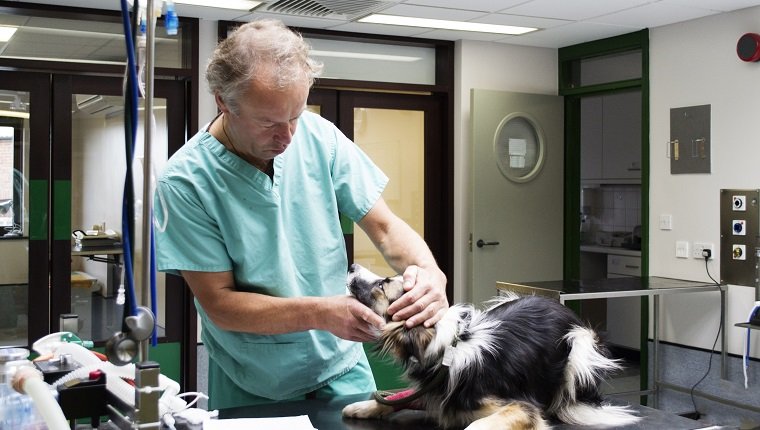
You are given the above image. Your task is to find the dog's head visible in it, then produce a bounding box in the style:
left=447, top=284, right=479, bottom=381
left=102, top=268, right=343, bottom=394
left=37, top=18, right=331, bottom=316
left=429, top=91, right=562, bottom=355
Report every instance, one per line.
left=347, top=263, right=406, bottom=322
left=347, top=264, right=437, bottom=368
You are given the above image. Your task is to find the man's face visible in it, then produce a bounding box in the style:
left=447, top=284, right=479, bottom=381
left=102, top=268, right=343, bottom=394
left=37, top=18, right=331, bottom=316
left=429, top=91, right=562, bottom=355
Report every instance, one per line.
left=224, top=78, right=310, bottom=162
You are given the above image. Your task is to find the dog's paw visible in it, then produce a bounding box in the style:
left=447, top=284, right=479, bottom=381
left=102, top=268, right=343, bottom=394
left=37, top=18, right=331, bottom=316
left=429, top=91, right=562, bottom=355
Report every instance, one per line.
left=342, top=400, right=395, bottom=419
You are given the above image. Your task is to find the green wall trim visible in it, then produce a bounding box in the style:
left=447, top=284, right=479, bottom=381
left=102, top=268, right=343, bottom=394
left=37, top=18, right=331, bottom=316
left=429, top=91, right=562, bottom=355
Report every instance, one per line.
left=53, top=180, right=71, bottom=240
left=148, top=342, right=182, bottom=383
left=559, top=29, right=649, bottom=62
left=29, top=179, right=48, bottom=240
left=560, top=78, right=642, bottom=97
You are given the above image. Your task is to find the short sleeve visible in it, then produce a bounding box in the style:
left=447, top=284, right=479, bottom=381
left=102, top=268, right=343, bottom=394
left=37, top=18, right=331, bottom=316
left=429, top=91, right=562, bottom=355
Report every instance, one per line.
left=153, top=179, right=233, bottom=275
left=329, top=127, right=388, bottom=222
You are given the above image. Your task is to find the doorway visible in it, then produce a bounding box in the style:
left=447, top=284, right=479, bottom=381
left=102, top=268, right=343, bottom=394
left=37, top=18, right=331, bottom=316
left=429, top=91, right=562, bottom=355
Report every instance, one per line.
left=470, top=89, right=564, bottom=307
left=0, top=71, right=51, bottom=348
left=560, top=29, right=650, bottom=393
left=308, top=89, right=452, bottom=299
left=50, top=74, right=189, bottom=377
left=306, top=88, right=450, bottom=390
left=0, top=70, right=192, bottom=386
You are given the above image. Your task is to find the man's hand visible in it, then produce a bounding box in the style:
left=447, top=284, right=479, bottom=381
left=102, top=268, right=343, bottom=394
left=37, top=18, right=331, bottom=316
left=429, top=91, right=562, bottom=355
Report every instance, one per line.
left=385, top=265, right=448, bottom=328
left=322, top=295, right=386, bottom=342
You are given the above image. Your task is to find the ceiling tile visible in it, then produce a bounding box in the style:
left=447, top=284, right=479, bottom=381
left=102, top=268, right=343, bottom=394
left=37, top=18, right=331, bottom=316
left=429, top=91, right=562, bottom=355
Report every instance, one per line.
left=380, top=3, right=486, bottom=21
left=401, top=0, right=527, bottom=13
left=413, top=28, right=509, bottom=42
left=662, top=0, right=760, bottom=12
left=501, top=22, right=640, bottom=49
left=473, top=13, right=570, bottom=30
left=502, top=0, right=652, bottom=21
left=590, top=2, right=719, bottom=28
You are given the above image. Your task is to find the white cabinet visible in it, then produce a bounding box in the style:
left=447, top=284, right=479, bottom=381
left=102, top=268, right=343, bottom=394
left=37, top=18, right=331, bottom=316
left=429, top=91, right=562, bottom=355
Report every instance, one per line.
left=606, top=254, right=641, bottom=350
left=607, top=254, right=641, bottom=277
left=580, top=96, right=603, bottom=180
left=581, top=91, right=641, bottom=183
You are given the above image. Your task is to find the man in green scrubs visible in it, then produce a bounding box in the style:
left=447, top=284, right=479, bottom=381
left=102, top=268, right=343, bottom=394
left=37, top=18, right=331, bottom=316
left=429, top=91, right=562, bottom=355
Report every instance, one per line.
left=153, top=19, right=448, bottom=410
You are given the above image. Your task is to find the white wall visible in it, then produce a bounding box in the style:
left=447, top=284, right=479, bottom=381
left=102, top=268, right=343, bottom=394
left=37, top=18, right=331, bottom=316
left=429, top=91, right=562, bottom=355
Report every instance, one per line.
left=198, top=19, right=218, bottom=127
left=453, top=40, right=557, bottom=303
left=649, top=6, right=760, bottom=358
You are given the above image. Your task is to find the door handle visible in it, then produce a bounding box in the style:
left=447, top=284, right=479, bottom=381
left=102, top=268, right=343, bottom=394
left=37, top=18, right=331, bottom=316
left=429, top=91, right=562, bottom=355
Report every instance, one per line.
left=476, top=239, right=500, bottom=248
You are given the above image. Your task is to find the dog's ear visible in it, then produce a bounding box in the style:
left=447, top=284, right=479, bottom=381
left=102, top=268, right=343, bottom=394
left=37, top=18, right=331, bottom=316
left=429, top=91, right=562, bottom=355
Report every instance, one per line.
left=376, top=322, right=435, bottom=367
left=381, top=276, right=405, bottom=303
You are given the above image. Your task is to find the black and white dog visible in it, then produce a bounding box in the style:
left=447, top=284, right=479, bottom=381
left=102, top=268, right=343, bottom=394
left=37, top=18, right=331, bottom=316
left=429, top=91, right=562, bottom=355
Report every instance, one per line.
left=342, top=264, right=639, bottom=429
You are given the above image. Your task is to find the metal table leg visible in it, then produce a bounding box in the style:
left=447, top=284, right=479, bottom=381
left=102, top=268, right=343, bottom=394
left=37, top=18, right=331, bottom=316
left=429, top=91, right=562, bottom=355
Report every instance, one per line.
left=653, top=293, right=660, bottom=409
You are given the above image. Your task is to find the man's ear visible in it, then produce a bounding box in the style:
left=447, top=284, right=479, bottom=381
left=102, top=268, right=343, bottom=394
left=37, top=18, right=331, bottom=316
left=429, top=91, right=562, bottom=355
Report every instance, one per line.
left=215, top=93, right=231, bottom=115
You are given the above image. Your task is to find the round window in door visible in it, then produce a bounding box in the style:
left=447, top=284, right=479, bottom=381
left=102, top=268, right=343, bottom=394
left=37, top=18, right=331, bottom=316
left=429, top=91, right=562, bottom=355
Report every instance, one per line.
left=493, top=112, right=546, bottom=183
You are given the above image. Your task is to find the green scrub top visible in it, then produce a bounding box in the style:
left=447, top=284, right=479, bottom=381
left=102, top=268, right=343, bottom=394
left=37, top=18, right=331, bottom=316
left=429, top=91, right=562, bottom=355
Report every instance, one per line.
left=153, top=111, right=388, bottom=401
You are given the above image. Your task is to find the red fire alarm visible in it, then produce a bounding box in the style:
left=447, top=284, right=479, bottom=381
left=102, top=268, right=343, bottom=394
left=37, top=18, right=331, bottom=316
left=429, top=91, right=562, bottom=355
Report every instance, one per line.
left=737, top=33, right=760, bottom=62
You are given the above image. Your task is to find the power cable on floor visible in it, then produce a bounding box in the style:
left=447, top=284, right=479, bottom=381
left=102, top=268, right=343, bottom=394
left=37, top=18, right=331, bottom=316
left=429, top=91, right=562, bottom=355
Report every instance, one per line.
left=687, top=250, right=722, bottom=419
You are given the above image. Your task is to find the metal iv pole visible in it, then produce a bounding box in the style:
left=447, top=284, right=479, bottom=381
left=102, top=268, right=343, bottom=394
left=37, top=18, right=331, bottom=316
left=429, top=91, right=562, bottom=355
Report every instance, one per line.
left=141, top=0, right=156, bottom=365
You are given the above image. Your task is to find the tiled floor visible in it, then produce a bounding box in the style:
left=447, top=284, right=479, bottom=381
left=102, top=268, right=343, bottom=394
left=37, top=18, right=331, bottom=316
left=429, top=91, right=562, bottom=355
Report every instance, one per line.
left=602, top=343, right=760, bottom=430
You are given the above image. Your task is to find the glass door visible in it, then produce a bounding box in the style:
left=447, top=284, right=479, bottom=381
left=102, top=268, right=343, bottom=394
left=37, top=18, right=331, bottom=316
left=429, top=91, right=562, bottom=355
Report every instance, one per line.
left=308, top=89, right=449, bottom=287
left=307, top=89, right=449, bottom=391
left=0, top=71, right=51, bottom=348
left=350, top=106, right=425, bottom=277
left=51, top=74, right=188, bottom=349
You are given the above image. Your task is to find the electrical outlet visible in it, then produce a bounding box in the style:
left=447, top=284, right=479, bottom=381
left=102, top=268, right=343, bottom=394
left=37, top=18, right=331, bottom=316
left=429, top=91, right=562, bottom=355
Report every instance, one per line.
left=733, top=244, right=746, bottom=260
left=733, top=220, right=746, bottom=235
left=676, top=240, right=690, bottom=258
left=693, top=242, right=714, bottom=259
left=733, top=195, right=747, bottom=211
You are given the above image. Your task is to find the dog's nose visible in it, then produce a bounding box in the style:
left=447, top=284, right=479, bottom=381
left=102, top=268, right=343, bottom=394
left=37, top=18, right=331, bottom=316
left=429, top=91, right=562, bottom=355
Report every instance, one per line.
left=349, top=263, right=359, bottom=274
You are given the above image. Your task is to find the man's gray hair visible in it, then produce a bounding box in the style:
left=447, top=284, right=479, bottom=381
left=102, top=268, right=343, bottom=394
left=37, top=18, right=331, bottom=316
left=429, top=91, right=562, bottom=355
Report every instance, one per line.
left=206, top=19, right=323, bottom=114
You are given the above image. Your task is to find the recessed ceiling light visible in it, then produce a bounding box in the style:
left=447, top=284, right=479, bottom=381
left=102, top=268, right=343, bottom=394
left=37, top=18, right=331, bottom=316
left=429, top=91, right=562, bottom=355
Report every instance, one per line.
left=359, top=14, right=537, bottom=36
left=0, top=26, right=18, bottom=43
left=173, top=0, right=262, bottom=10
left=310, top=50, right=421, bottom=62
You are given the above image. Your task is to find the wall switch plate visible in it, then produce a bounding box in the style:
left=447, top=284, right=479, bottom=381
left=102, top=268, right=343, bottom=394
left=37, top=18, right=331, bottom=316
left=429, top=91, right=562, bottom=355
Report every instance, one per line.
left=693, top=242, right=714, bottom=259
left=660, top=214, right=673, bottom=230
left=676, top=240, right=690, bottom=258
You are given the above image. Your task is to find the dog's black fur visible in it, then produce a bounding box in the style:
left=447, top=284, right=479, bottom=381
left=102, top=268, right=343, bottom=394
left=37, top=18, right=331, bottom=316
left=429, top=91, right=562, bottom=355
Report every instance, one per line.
left=342, top=264, right=639, bottom=429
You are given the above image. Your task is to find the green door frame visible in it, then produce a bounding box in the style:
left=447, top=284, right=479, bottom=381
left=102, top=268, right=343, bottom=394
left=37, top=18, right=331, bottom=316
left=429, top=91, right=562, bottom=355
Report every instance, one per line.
left=558, top=29, right=650, bottom=401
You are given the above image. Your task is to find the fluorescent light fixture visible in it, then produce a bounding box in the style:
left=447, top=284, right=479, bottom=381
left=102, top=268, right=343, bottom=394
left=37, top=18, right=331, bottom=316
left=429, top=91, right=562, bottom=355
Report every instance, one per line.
left=310, top=50, right=421, bottom=62
left=0, top=26, right=18, bottom=43
left=0, top=110, right=29, bottom=119
left=173, top=0, right=262, bottom=10
left=359, top=14, right=537, bottom=35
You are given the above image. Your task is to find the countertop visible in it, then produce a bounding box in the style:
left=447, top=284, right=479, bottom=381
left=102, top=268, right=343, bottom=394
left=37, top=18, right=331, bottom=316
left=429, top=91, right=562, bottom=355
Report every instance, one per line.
left=496, top=276, right=720, bottom=301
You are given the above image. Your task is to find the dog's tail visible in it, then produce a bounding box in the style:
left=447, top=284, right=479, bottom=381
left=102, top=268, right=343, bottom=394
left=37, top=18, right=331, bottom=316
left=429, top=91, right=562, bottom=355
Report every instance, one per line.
left=556, top=402, right=640, bottom=427
left=553, top=326, right=640, bottom=426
